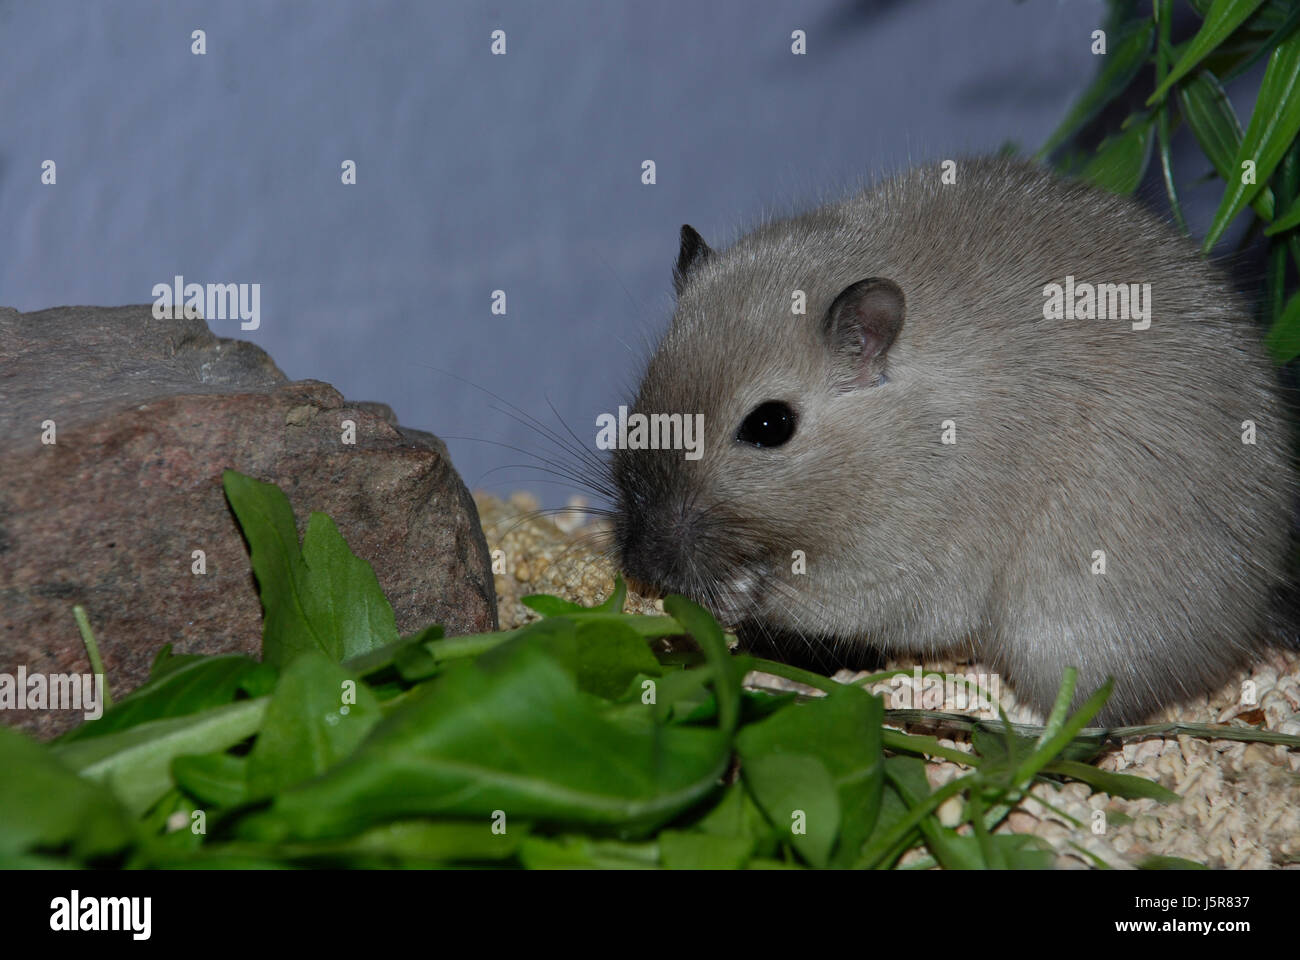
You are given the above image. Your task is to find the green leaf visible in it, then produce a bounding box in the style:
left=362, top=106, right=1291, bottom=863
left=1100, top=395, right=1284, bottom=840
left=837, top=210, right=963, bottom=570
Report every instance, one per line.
left=1012, top=679, right=1114, bottom=789
left=1219, top=1, right=1300, bottom=82
left=222, top=470, right=399, bottom=667
left=1039, top=21, right=1154, bottom=158
left=740, top=753, right=839, bottom=868
left=245, top=651, right=383, bottom=799
left=1139, top=854, right=1211, bottom=869
left=1177, top=71, right=1276, bottom=218
left=315, top=819, right=524, bottom=864
left=570, top=619, right=663, bottom=699
left=856, top=768, right=926, bottom=869
left=664, top=595, right=742, bottom=733
left=240, top=637, right=731, bottom=841
left=518, top=835, right=660, bottom=869
left=690, top=779, right=779, bottom=859
left=58, top=653, right=265, bottom=743
left=1045, top=759, right=1181, bottom=803
left=223, top=470, right=323, bottom=665
left=172, top=752, right=251, bottom=808
left=1081, top=114, right=1156, bottom=194
left=1204, top=31, right=1300, bottom=249
left=736, top=683, right=884, bottom=868
left=341, top=623, right=444, bottom=678
left=51, top=697, right=269, bottom=816
left=299, top=512, right=401, bottom=662
left=519, top=594, right=587, bottom=616
left=1002, top=835, right=1058, bottom=869
left=1265, top=291, right=1300, bottom=361
left=0, top=726, right=133, bottom=860
left=1264, top=191, right=1300, bottom=232
left=659, top=830, right=754, bottom=869
left=1147, top=0, right=1269, bottom=105
left=884, top=755, right=983, bottom=869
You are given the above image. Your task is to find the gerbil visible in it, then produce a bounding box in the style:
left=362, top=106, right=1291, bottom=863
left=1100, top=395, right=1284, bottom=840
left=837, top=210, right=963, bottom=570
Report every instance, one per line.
left=612, top=155, right=1296, bottom=725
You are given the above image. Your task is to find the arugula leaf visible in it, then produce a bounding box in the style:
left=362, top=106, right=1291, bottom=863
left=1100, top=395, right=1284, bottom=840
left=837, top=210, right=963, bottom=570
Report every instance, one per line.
left=172, top=752, right=251, bottom=809
left=0, top=726, right=133, bottom=860
left=245, top=651, right=384, bottom=798
left=239, top=634, right=731, bottom=842
left=222, top=470, right=399, bottom=666
left=59, top=653, right=267, bottom=743
left=51, top=697, right=269, bottom=816
left=736, top=683, right=884, bottom=868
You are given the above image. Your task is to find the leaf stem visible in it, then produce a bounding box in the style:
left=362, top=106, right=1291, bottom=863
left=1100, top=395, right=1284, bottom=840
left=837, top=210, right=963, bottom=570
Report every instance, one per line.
left=73, top=604, right=112, bottom=707
left=1155, top=0, right=1189, bottom=233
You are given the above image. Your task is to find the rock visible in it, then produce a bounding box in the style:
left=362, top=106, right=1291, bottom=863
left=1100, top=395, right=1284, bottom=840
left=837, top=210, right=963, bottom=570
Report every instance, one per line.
left=0, top=305, right=497, bottom=739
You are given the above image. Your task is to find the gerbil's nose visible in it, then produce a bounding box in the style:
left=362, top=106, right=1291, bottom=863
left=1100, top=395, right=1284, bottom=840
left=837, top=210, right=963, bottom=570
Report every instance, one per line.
left=618, top=510, right=692, bottom=597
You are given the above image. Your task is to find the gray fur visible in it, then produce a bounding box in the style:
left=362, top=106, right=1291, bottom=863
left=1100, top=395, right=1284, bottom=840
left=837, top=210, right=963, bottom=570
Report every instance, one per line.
left=613, top=155, right=1297, bottom=725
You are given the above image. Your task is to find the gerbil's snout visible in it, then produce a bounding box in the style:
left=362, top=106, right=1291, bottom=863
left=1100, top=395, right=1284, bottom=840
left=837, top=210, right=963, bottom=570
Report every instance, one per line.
left=615, top=488, right=771, bottom=627
left=615, top=498, right=700, bottom=600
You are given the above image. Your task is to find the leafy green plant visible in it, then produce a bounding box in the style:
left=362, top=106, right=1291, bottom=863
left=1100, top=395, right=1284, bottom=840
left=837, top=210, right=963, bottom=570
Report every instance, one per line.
left=1039, top=0, right=1300, bottom=359
left=3, top=471, right=1296, bottom=869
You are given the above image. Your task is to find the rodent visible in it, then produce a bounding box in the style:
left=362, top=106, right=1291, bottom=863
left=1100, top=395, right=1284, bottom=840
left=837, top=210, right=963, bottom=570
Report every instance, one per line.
left=611, top=155, right=1297, bottom=725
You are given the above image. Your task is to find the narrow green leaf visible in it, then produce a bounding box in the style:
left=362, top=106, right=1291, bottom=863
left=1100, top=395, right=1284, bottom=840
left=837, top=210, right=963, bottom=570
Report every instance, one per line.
left=1037, top=668, right=1078, bottom=749
left=1219, top=1, right=1300, bottom=82
left=884, top=755, right=982, bottom=869
left=1177, top=70, right=1276, bottom=218
left=1204, top=32, right=1300, bottom=249
left=1264, top=191, right=1300, bottom=232
left=1147, top=0, right=1268, bottom=105
left=1012, top=680, right=1114, bottom=789
left=1045, top=759, right=1180, bottom=802
left=593, top=574, right=629, bottom=613
left=1139, top=854, right=1211, bottom=869
left=1039, top=21, right=1155, bottom=158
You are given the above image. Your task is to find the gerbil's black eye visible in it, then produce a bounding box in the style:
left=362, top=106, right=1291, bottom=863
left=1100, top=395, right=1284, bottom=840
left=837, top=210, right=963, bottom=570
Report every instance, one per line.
left=736, top=401, right=796, bottom=448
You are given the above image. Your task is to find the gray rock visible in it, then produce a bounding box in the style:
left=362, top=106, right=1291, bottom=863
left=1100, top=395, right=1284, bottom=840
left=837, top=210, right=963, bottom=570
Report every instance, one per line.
left=0, top=305, right=497, bottom=739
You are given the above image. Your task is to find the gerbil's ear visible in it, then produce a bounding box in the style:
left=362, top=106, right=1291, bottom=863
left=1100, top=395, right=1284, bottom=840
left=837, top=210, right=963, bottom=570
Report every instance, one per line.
left=823, top=277, right=905, bottom=388
left=673, top=224, right=714, bottom=296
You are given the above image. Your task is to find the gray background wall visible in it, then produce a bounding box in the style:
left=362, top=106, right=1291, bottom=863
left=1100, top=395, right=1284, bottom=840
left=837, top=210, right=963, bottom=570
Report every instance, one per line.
left=4, top=0, right=1219, bottom=505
